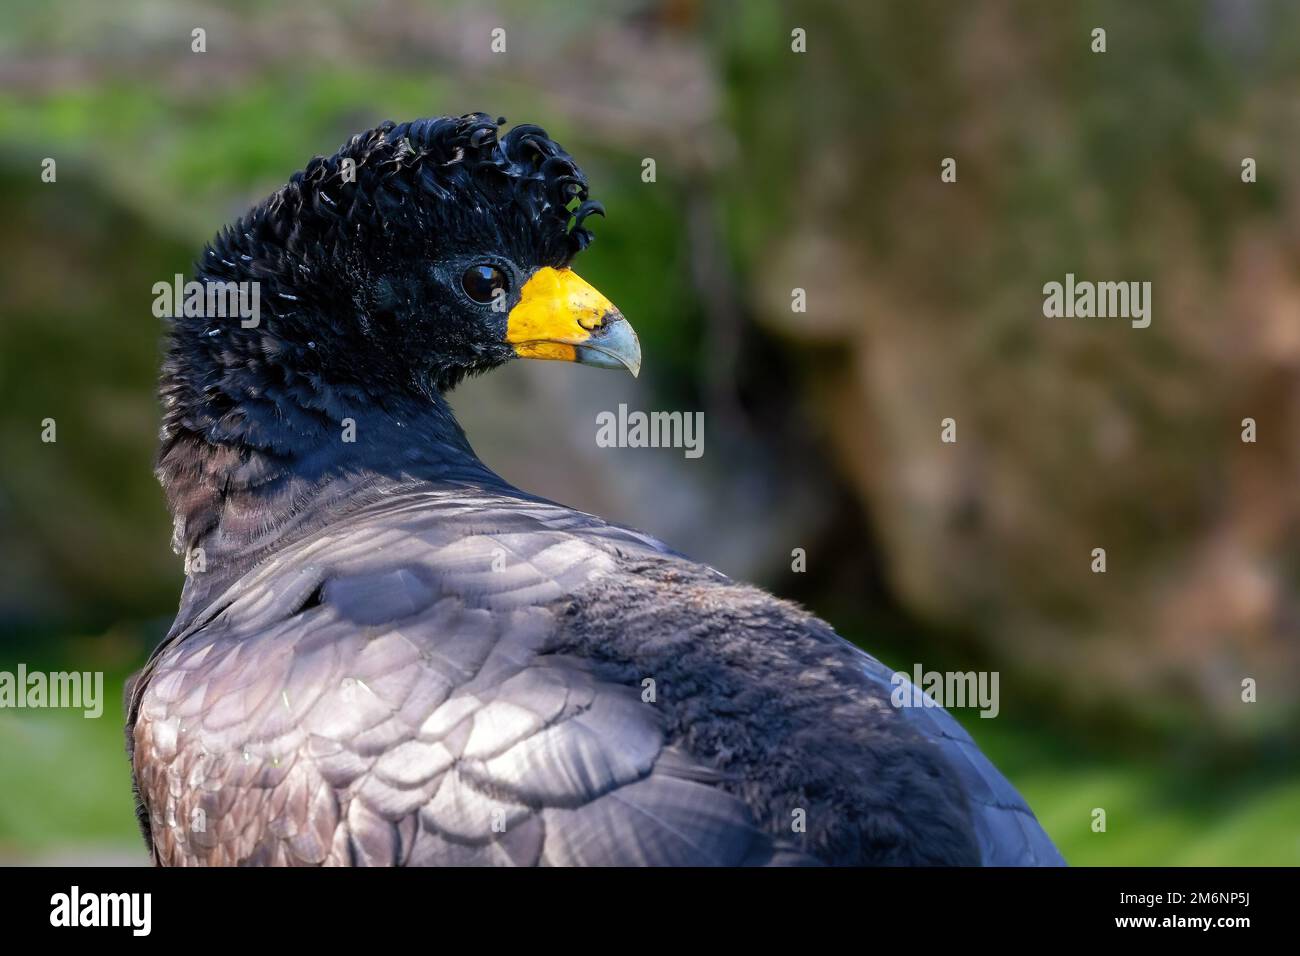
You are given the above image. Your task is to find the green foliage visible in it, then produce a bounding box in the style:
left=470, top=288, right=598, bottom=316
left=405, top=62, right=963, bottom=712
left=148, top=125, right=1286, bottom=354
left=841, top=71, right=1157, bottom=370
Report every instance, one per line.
left=972, top=719, right=1300, bottom=866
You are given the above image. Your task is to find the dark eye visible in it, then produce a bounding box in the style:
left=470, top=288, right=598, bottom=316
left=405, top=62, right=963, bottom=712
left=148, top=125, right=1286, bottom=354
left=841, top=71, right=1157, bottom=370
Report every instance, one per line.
left=461, top=264, right=508, bottom=304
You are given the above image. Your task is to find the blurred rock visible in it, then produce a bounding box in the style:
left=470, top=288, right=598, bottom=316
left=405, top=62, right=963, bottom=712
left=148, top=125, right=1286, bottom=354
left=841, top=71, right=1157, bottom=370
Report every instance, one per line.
left=733, top=0, right=1300, bottom=735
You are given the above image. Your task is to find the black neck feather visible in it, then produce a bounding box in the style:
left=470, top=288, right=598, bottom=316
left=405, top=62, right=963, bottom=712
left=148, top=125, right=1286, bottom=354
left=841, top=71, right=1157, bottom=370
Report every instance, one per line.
left=156, top=346, right=501, bottom=622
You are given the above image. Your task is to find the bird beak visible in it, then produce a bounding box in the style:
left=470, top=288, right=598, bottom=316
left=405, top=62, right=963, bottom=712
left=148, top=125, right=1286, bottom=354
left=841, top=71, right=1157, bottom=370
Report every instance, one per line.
left=506, top=267, right=641, bottom=377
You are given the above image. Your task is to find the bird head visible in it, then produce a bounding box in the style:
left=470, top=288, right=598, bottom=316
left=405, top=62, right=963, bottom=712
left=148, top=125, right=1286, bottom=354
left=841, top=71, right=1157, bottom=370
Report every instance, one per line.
left=184, top=113, right=639, bottom=403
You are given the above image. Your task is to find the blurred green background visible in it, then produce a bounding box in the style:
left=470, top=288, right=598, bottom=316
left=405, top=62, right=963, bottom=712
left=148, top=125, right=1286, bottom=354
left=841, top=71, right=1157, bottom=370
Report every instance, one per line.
left=1, top=0, right=1298, bottom=864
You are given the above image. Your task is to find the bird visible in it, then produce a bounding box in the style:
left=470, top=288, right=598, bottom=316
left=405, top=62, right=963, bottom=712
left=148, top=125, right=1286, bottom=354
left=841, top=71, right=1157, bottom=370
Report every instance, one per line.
left=126, top=113, right=1065, bottom=866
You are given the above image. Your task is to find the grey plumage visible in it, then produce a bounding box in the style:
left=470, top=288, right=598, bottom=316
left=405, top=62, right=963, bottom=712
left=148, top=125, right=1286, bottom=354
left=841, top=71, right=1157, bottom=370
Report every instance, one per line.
left=129, top=482, right=1063, bottom=866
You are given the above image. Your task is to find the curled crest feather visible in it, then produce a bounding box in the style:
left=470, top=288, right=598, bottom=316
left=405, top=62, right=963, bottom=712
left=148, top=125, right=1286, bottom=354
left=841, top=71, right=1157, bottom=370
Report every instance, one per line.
left=234, top=113, right=600, bottom=269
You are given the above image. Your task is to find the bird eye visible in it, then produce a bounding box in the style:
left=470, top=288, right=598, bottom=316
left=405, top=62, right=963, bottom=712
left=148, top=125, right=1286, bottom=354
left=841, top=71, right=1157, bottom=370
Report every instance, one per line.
left=462, top=264, right=508, bottom=304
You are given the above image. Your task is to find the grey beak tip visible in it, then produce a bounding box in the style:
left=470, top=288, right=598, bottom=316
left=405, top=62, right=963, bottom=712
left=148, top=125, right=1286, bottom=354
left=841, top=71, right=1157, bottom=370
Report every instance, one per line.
left=577, top=315, right=642, bottom=377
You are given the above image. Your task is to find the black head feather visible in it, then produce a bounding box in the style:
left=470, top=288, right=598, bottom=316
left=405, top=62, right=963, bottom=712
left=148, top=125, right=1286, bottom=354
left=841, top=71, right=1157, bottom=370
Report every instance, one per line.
left=156, top=114, right=601, bottom=567
left=171, top=112, right=598, bottom=397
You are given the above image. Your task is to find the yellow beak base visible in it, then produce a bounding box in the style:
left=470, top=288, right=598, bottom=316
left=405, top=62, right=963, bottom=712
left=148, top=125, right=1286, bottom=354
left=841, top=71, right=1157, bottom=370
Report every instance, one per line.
left=505, top=267, right=641, bottom=376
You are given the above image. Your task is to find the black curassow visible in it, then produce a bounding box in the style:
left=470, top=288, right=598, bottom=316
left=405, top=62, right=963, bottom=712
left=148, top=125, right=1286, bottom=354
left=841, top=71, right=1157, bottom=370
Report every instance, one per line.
left=127, top=114, right=1065, bottom=867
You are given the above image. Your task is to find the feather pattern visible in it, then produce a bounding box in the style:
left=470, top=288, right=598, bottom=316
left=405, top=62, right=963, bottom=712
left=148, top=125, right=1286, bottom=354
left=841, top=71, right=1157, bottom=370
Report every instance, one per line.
left=129, top=485, right=1062, bottom=866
